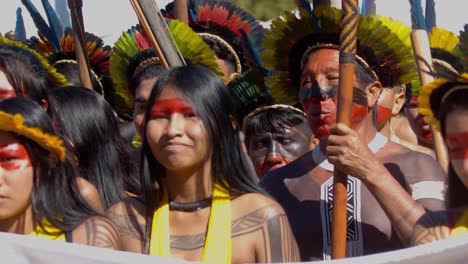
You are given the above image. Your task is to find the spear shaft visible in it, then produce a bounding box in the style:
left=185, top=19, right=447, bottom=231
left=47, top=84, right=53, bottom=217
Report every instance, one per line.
left=332, top=0, right=359, bottom=259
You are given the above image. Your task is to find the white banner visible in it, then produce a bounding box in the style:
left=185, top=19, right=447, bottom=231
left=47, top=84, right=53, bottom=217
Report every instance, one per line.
left=1, top=232, right=467, bottom=263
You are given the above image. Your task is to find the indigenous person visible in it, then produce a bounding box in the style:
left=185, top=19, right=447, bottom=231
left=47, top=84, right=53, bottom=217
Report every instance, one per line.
left=0, top=36, right=69, bottom=104
left=260, top=6, right=446, bottom=260
left=107, top=65, right=300, bottom=263
left=0, top=98, right=119, bottom=249
left=412, top=73, right=468, bottom=245
left=110, top=20, right=223, bottom=147
left=396, top=28, right=464, bottom=149
left=47, top=87, right=139, bottom=210
left=243, top=104, right=315, bottom=178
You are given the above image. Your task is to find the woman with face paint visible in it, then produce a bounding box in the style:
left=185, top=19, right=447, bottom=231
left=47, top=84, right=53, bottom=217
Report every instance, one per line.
left=107, top=65, right=299, bottom=263
left=412, top=73, right=468, bottom=245
left=0, top=98, right=119, bottom=248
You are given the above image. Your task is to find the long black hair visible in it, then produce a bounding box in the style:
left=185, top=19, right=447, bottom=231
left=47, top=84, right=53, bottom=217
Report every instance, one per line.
left=0, top=98, right=96, bottom=234
left=141, top=65, right=264, bottom=207
left=433, top=79, right=468, bottom=208
left=0, top=45, right=50, bottom=103
left=47, top=87, right=140, bottom=210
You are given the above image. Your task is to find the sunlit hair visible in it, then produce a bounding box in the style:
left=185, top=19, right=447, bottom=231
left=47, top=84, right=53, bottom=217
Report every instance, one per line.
left=0, top=98, right=96, bottom=234
left=47, top=87, right=140, bottom=210
left=140, top=64, right=264, bottom=211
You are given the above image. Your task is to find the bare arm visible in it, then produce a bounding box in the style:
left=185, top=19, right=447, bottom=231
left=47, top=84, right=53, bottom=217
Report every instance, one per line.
left=72, top=216, right=120, bottom=250
left=327, top=124, right=426, bottom=245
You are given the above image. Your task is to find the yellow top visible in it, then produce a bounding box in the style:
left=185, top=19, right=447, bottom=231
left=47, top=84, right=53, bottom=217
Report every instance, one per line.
left=451, top=209, right=468, bottom=237
left=29, top=219, right=66, bottom=241
left=149, top=183, right=231, bottom=263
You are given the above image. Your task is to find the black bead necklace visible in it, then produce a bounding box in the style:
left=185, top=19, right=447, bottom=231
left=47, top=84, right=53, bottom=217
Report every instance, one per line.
left=169, top=197, right=213, bottom=212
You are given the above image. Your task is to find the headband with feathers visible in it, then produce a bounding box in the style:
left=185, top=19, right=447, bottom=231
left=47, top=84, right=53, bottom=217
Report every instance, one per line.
left=261, top=4, right=417, bottom=105
left=22, top=0, right=111, bottom=96
left=110, top=20, right=223, bottom=119
left=162, top=0, right=265, bottom=73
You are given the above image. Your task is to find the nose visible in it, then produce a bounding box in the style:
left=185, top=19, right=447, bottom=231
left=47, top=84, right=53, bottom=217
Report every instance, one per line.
left=166, top=114, right=184, bottom=137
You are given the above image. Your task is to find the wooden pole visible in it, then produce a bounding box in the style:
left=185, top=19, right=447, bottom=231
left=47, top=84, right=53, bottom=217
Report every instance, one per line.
left=410, top=30, right=449, bottom=172
left=67, top=0, right=93, bottom=89
left=331, top=0, right=359, bottom=259
left=174, top=0, right=189, bottom=24
left=130, top=0, right=185, bottom=68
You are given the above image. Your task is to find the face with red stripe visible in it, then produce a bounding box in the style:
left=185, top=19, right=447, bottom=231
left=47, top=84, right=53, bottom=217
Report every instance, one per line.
left=299, top=49, right=369, bottom=140
left=145, top=87, right=211, bottom=172
left=445, top=109, right=468, bottom=187
left=0, top=70, right=16, bottom=100
left=0, top=131, right=33, bottom=221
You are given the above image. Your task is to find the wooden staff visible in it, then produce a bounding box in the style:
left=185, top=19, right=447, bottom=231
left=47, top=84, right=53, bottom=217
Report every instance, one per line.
left=174, top=0, right=189, bottom=24
left=410, top=30, right=449, bottom=172
left=67, top=0, right=93, bottom=89
left=130, top=0, right=185, bottom=68
left=332, top=0, right=359, bottom=259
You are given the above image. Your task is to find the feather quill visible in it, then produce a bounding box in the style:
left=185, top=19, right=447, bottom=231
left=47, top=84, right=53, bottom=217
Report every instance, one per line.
left=21, top=0, right=60, bottom=50
left=15, top=8, right=27, bottom=41
left=409, top=0, right=427, bottom=30
left=425, top=0, right=436, bottom=32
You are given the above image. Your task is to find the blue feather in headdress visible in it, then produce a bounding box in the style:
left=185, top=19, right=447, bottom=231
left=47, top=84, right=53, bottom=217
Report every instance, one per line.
left=360, top=0, right=376, bottom=15
left=296, top=0, right=320, bottom=30
left=55, top=0, right=71, bottom=29
left=425, top=0, right=436, bottom=32
left=409, top=0, right=427, bottom=30
left=21, top=0, right=60, bottom=50
left=41, top=0, right=64, bottom=42
left=188, top=0, right=199, bottom=23
left=15, top=7, right=27, bottom=42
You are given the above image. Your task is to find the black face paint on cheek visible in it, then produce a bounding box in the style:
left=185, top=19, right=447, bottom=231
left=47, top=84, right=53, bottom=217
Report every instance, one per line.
left=299, top=82, right=338, bottom=101
left=352, top=88, right=368, bottom=106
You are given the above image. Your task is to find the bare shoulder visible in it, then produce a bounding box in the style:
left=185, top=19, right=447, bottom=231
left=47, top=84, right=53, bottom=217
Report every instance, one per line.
left=383, top=141, right=446, bottom=182
left=106, top=197, right=147, bottom=249
left=72, top=216, right=119, bottom=250
left=233, top=192, right=285, bottom=218
left=75, top=176, right=104, bottom=212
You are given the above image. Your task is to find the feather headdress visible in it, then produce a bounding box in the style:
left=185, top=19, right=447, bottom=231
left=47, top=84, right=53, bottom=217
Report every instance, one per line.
left=110, top=20, right=223, bottom=118
left=0, top=35, right=69, bottom=88
left=23, top=0, right=111, bottom=96
left=162, top=0, right=265, bottom=73
left=419, top=72, right=468, bottom=129
left=261, top=5, right=417, bottom=105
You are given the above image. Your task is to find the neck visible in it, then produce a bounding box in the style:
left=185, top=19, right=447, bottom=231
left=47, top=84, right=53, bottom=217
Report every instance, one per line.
left=165, top=159, right=213, bottom=204
left=0, top=205, right=35, bottom=235
left=379, top=120, right=391, bottom=138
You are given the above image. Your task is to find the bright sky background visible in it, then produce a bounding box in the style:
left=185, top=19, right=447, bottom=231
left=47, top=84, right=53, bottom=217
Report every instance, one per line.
left=0, top=0, right=466, bottom=47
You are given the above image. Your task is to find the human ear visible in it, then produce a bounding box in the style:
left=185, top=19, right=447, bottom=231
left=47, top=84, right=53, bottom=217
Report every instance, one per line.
left=227, top=72, right=240, bottom=82
left=40, top=99, right=49, bottom=111
left=366, top=81, right=383, bottom=108
left=392, top=85, right=406, bottom=116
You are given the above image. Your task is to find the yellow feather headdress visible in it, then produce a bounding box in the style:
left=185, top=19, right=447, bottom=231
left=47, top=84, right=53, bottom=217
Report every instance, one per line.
left=419, top=72, right=468, bottom=130
left=110, top=19, right=223, bottom=118
left=0, top=111, right=66, bottom=161
left=261, top=6, right=417, bottom=105
left=0, top=36, right=69, bottom=88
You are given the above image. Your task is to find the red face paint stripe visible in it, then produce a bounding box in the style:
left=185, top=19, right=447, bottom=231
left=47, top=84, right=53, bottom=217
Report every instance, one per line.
left=0, top=143, right=32, bottom=170
left=446, top=132, right=468, bottom=160
left=149, top=98, right=195, bottom=119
